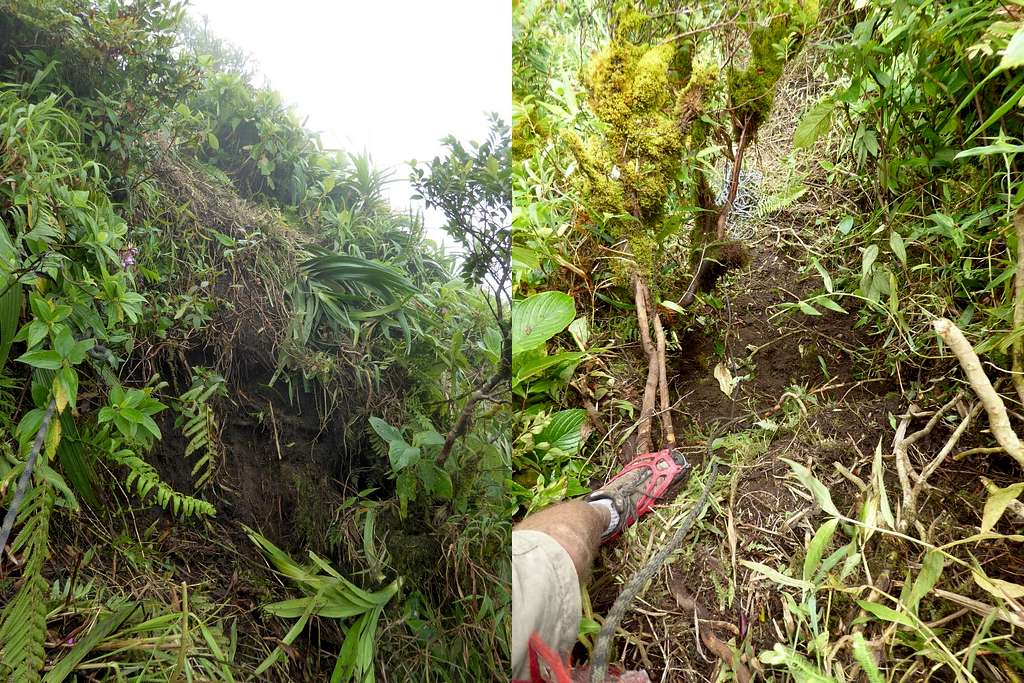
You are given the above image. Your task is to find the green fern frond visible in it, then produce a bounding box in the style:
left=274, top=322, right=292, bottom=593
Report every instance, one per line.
left=852, top=632, right=884, bottom=683
left=365, top=422, right=389, bottom=460
left=756, top=180, right=807, bottom=217
left=0, top=483, right=53, bottom=682
left=175, top=369, right=226, bottom=490
left=182, top=404, right=218, bottom=488
left=100, top=442, right=216, bottom=518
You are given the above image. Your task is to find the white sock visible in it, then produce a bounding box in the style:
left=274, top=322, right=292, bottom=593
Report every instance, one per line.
left=588, top=498, right=619, bottom=536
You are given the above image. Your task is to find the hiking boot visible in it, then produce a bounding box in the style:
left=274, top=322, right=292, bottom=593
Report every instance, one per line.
left=585, top=449, right=690, bottom=543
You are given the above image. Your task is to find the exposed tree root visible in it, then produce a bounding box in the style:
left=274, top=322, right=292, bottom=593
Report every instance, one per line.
left=633, top=275, right=660, bottom=456
left=632, top=274, right=675, bottom=454
left=933, top=318, right=1024, bottom=467
left=652, top=306, right=675, bottom=448
left=893, top=393, right=961, bottom=531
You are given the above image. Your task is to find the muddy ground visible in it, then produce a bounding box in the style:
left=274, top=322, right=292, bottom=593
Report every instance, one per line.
left=580, top=238, right=1024, bottom=681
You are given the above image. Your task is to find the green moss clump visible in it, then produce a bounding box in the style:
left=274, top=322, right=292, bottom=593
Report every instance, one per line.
left=727, top=0, right=819, bottom=130
left=512, top=97, right=549, bottom=161
left=574, top=37, right=684, bottom=253
left=676, top=61, right=718, bottom=130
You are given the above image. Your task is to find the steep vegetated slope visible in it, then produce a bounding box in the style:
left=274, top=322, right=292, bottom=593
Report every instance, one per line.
left=0, top=1, right=509, bottom=680
left=514, top=0, right=1024, bottom=680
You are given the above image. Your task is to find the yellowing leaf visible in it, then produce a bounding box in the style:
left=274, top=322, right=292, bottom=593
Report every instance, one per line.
left=973, top=570, right=1024, bottom=600
left=740, top=559, right=813, bottom=591
left=1001, top=25, right=1024, bottom=71
left=713, top=362, right=736, bottom=396
left=44, top=417, right=61, bottom=460
left=53, top=375, right=68, bottom=414
left=981, top=481, right=1024, bottom=534
left=782, top=458, right=841, bottom=517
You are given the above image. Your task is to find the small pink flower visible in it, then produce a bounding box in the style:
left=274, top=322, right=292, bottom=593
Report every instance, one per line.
left=119, top=246, right=138, bottom=268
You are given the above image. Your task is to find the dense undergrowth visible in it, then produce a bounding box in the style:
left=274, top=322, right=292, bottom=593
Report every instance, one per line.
left=0, top=1, right=509, bottom=680
left=514, top=0, right=1024, bottom=681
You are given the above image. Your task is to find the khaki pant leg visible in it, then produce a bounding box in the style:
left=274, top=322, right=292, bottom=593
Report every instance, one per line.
left=510, top=529, right=582, bottom=679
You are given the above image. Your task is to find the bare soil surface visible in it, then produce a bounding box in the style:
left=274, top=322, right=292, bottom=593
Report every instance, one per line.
left=583, top=236, right=1024, bottom=680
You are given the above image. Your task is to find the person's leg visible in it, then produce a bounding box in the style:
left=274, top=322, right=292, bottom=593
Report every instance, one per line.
left=510, top=501, right=609, bottom=679
left=514, top=500, right=608, bottom=581
left=511, top=449, right=690, bottom=679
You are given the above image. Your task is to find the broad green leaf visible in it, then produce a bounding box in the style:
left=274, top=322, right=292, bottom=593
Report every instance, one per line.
left=511, top=351, right=585, bottom=388
left=17, top=349, right=62, bottom=369
left=817, top=297, right=847, bottom=313
left=54, top=325, right=75, bottom=358
left=388, top=442, right=420, bottom=471
left=798, top=301, right=821, bottom=316
left=781, top=458, right=840, bottom=517
left=793, top=97, right=836, bottom=149
left=120, top=407, right=145, bottom=424
left=511, top=245, right=540, bottom=272
left=138, top=415, right=162, bottom=440
left=368, top=416, right=403, bottom=445
left=980, top=481, right=1024, bottom=533
left=0, top=278, right=19, bottom=368
left=512, top=291, right=575, bottom=355
left=412, top=430, right=445, bottom=448
left=740, top=559, right=813, bottom=591
left=417, top=460, right=453, bottom=499
left=537, top=409, right=587, bottom=456
left=906, top=550, right=944, bottom=614
left=862, top=244, right=879, bottom=276
left=812, top=258, right=833, bottom=293
left=803, top=518, right=839, bottom=582
left=890, top=232, right=907, bottom=265
left=568, top=316, right=589, bottom=350
left=856, top=600, right=915, bottom=628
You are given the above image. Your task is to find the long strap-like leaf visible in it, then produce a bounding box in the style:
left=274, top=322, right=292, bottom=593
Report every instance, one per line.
left=0, top=277, right=20, bottom=368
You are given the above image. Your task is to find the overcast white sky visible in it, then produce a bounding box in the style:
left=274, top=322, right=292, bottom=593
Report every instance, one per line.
left=186, top=1, right=510, bottom=237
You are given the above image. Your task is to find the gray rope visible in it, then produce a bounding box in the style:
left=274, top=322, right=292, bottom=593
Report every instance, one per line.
left=0, top=399, right=56, bottom=552
left=589, top=441, right=719, bottom=682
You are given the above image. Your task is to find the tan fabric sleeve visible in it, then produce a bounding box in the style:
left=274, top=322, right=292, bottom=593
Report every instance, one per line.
left=510, top=529, right=582, bottom=679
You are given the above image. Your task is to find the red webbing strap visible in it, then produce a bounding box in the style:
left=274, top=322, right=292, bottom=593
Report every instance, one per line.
left=511, top=632, right=572, bottom=683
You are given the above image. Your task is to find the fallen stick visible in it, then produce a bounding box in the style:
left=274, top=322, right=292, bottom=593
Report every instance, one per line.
left=905, top=401, right=982, bottom=530
left=933, top=318, right=1024, bottom=467
left=0, top=399, right=56, bottom=552
left=1013, top=207, right=1024, bottom=406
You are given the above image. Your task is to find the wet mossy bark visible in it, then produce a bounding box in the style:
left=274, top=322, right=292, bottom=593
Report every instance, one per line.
left=562, top=2, right=819, bottom=453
